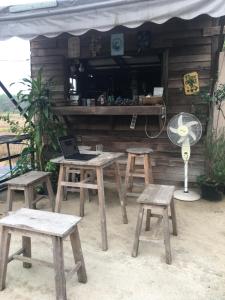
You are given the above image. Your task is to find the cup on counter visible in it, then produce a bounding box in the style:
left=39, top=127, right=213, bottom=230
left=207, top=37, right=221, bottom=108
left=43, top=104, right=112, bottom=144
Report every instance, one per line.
left=86, top=99, right=91, bottom=106
left=81, top=98, right=87, bottom=106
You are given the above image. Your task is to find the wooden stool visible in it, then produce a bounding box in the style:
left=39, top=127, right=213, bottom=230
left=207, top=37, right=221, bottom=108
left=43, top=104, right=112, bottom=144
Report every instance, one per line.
left=132, top=184, right=177, bottom=264
left=125, top=147, right=153, bottom=196
left=5, top=171, right=54, bottom=212
left=0, top=208, right=87, bottom=300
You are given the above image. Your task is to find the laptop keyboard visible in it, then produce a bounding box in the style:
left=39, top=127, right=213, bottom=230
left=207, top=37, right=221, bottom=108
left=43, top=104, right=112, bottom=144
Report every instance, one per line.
left=67, top=153, right=98, bottom=161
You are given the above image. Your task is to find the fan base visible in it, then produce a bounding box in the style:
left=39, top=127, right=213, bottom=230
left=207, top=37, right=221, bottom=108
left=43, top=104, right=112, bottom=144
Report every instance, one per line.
left=174, top=190, right=201, bottom=201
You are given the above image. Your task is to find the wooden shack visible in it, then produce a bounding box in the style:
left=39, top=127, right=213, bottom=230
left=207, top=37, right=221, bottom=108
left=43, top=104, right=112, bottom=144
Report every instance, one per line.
left=1, top=1, right=225, bottom=185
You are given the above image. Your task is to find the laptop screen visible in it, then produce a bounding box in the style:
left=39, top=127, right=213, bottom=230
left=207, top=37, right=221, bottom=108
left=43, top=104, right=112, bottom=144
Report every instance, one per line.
left=58, top=136, right=79, bottom=158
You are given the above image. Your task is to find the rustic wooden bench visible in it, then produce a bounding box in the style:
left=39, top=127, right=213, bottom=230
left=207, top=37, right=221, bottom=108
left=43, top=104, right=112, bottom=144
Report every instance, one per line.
left=0, top=208, right=87, bottom=300
left=132, top=184, right=177, bottom=264
left=5, top=171, right=54, bottom=212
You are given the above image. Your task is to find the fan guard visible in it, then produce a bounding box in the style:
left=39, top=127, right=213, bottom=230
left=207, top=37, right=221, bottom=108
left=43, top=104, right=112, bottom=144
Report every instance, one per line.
left=167, top=112, right=202, bottom=147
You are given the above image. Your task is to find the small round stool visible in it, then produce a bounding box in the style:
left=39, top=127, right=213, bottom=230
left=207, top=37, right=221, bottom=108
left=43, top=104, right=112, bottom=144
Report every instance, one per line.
left=125, top=147, right=153, bottom=195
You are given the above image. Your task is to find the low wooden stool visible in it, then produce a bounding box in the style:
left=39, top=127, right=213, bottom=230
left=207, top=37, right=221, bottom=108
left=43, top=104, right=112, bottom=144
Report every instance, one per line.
left=0, top=208, right=87, bottom=300
left=5, top=171, right=54, bottom=212
left=125, top=147, right=153, bottom=196
left=132, top=184, right=177, bottom=264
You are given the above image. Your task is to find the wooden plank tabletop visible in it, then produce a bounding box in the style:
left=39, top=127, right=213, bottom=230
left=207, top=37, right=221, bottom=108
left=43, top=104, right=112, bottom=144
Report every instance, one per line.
left=137, top=184, right=175, bottom=205
left=51, top=151, right=124, bottom=167
left=0, top=208, right=81, bottom=238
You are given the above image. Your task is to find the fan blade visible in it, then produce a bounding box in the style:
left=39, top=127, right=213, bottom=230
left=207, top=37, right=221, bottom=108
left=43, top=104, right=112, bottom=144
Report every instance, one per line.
left=186, top=121, right=198, bottom=128
left=178, top=115, right=183, bottom=127
left=177, top=136, right=186, bottom=144
left=169, top=127, right=178, bottom=134
left=188, top=129, right=196, bottom=141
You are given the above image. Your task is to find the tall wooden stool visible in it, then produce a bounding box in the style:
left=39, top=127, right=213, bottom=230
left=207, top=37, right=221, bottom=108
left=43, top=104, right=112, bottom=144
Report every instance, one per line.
left=132, top=184, right=177, bottom=264
left=5, top=171, right=54, bottom=212
left=125, top=147, right=153, bottom=196
left=0, top=208, right=87, bottom=300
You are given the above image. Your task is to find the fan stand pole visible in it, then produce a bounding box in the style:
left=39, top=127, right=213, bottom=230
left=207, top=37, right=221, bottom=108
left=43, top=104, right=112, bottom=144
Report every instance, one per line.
left=174, top=159, right=201, bottom=201
left=184, top=161, right=188, bottom=193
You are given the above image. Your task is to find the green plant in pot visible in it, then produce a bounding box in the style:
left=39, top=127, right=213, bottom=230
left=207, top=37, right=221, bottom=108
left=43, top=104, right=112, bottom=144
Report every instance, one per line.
left=0, top=69, right=65, bottom=189
left=197, top=131, right=225, bottom=201
left=196, top=84, right=225, bottom=201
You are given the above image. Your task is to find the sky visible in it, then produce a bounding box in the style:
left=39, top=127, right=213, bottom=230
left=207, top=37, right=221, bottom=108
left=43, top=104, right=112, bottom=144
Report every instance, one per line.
left=0, top=1, right=55, bottom=94
left=0, top=37, right=30, bottom=94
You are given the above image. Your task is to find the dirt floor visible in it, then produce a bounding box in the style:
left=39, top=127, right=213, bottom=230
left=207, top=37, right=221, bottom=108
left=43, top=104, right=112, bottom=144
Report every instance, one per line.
left=0, top=183, right=225, bottom=300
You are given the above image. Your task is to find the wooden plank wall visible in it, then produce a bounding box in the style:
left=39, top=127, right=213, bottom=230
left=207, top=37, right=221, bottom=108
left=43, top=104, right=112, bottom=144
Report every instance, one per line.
left=30, top=15, right=222, bottom=185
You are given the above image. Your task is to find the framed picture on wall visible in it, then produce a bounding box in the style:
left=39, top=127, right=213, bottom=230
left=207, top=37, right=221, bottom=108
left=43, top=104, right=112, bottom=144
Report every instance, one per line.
left=111, top=33, right=124, bottom=56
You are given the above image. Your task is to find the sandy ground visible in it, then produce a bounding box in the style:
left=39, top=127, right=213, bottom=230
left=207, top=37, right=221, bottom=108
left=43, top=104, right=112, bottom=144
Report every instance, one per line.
left=0, top=183, right=225, bottom=300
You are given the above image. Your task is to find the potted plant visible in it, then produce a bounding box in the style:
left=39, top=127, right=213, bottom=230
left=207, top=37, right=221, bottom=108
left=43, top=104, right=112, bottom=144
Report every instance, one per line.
left=197, top=131, right=225, bottom=201
left=196, top=83, right=225, bottom=201
left=0, top=69, right=65, bottom=189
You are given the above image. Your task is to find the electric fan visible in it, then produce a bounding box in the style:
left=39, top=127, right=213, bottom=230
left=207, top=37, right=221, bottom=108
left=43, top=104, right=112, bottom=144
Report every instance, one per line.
left=167, top=112, right=202, bottom=201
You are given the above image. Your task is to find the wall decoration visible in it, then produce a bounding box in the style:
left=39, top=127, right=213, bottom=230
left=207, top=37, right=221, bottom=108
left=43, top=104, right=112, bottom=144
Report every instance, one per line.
left=111, top=33, right=124, bottom=56
left=137, top=31, right=151, bottom=53
left=183, top=72, right=200, bottom=95
left=90, top=35, right=102, bottom=57
left=68, top=36, right=80, bottom=58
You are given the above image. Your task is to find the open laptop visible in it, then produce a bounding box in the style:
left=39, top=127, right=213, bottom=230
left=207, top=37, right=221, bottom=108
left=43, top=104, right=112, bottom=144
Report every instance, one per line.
left=58, top=135, right=99, bottom=161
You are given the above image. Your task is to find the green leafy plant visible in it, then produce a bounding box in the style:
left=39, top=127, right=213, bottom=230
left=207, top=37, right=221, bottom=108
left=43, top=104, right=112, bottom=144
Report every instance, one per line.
left=197, top=130, right=225, bottom=199
left=0, top=69, right=65, bottom=176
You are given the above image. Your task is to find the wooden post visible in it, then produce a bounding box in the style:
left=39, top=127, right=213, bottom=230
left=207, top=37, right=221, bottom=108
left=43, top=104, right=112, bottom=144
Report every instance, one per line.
left=96, top=167, right=108, bottom=251
left=52, top=236, right=67, bottom=300
left=55, top=165, right=66, bottom=213
left=114, top=162, right=128, bottom=224
left=70, top=226, right=87, bottom=283
left=0, top=228, right=11, bottom=290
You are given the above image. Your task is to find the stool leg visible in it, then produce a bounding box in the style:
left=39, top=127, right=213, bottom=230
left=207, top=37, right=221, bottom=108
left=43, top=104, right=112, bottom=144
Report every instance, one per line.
left=80, top=169, right=85, bottom=217
left=22, top=236, right=32, bottom=268
left=170, top=198, right=178, bottom=236
left=145, top=209, right=151, bottom=231
left=125, top=154, right=133, bottom=193
left=96, top=167, right=108, bottom=251
left=0, top=228, right=11, bottom=290
left=128, top=155, right=135, bottom=192
left=144, top=154, right=151, bottom=185
left=132, top=205, right=144, bottom=257
left=55, top=165, right=66, bottom=213
left=52, top=237, right=67, bottom=300
left=114, top=162, right=128, bottom=224
left=6, top=188, right=14, bottom=213
left=70, top=226, right=87, bottom=283
left=46, top=176, right=55, bottom=212
left=63, top=167, right=69, bottom=201
left=163, top=207, right=172, bottom=264
left=24, top=186, right=34, bottom=209
left=84, top=171, right=90, bottom=203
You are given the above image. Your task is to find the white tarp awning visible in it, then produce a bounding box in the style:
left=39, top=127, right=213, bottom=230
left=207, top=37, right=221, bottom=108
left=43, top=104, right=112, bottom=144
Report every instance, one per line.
left=1, top=0, right=225, bottom=40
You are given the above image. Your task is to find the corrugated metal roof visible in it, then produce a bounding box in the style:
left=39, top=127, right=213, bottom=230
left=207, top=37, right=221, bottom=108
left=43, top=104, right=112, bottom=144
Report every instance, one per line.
left=0, top=0, right=225, bottom=40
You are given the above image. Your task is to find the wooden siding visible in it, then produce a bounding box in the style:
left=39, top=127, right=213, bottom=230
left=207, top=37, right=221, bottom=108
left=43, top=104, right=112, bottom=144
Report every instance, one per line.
left=30, top=15, right=222, bottom=184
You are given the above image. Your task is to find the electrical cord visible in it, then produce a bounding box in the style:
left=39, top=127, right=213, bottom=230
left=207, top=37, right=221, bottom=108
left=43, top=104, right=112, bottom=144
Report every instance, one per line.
left=144, top=101, right=167, bottom=139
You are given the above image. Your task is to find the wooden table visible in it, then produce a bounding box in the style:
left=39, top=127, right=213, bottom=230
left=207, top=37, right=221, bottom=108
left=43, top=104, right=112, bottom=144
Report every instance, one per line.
left=51, top=151, right=128, bottom=251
